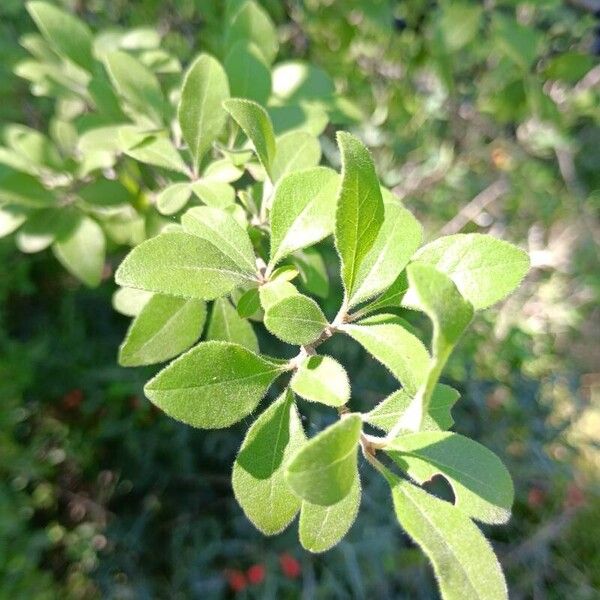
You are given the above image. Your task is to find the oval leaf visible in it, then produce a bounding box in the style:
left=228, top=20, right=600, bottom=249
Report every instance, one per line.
left=264, top=293, right=328, bottom=346
left=341, top=314, right=430, bottom=396
left=412, top=233, right=529, bottom=310
left=233, top=389, right=306, bottom=535
left=178, top=53, right=229, bottom=170
left=290, top=355, right=350, bottom=407
left=144, top=341, right=284, bottom=428
left=206, top=297, right=259, bottom=353
left=119, top=295, right=206, bottom=367
left=269, top=166, right=339, bottom=267
left=387, top=473, right=508, bottom=600
left=223, top=98, right=275, bottom=179
left=334, top=132, right=384, bottom=297
left=285, top=414, right=362, bottom=506
left=181, top=206, right=256, bottom=276
left=386, top=431, right=514, bottom=525
left=115, top=231, right=256, bottom=300
left=299, top=475, right=361, bottom=553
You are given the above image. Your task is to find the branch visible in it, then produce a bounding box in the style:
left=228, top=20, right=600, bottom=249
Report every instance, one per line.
left=440, top=178, right=509, bottom=235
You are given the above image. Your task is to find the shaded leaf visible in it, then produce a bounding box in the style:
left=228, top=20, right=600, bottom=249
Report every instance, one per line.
left=207, top=297, right=259, bottom=353
left=233, top=389, right=306, bottom=534
left=386, top=472, right=508, bottom=600
left=119, top=295, right=206, bottom=366
left=299, top=474, right=360, bottom=553
left=386, top=431, right=514, bottom=525
left=285, top=414, right=362, bottom=506
left=334, top=132, right=384, bottom=297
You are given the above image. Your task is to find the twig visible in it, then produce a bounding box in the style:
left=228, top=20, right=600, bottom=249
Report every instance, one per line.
left=440, top=178, right=509, bottom=235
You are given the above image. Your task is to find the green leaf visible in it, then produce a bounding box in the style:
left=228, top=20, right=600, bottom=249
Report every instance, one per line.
left=178, top=54, right=229, bottom=170
left=259, top=280, right=297, bottom=311
left=299, top=474, right=360, bottom=553
left=156, top=183, right=192, bottom=216
left=223, top=98, right=275, bottom=179
left=439, top=3, right=482, bottom=51
left=349, top=202, right=422, bottom=308
left=115, top=231, right=256, bottom=300
left=118, top=127, right=188, bottom=174
left=105, top=51, right=166, bottom=125
left=0, top=170, right=55, bottom=207
left=334, top=132, right=384, bottom=297
left=112, top=287, right=153, bottom=317
left=269, top=103, right=329, bottom=136
left=224, top=41, right=271, bottom=105
left=271, top=131, right=321, bottom=183
left=0, top=205, right=27, bottom=238
left=53, top=215, right=105, bottom=287
left=272, top=61, right=335, bottom=103
left=386, top=473, right=508, bottom=600
left=366, top=384, right=459, bottom=433
left=386, top=431, right=514, bottom=525
left=396, top=264, right=473, bottom=431
left=206, top=297, right=259, bottom=353
left=264, top=292, right=328, bottom=346
left=406, top=264, right=473, bottom=357
left=181, top=206, right=256, bottom=276
left=269, top=167, right=339, bottom=267
left=236, top=287, right=261, bottom=318
left=27, top=1, right=94, bottom=71
left=290, top=355, right=350, bottom=407
left=292, top=247, right=329, bottom=299
left=203, top=158, right=244, bottom=183
left=493, top=14, right=541, bottom=71
left=119, top=295, right=206, bottom=367
left=144, top=341, right=284, bottom=428
left=412, top=233, right=529, bottom=310
left=341, top=314, right=430, bottom=396
left=190, top=180, right=235, bottom=208
left=233, top=389, right=306, bottom=534
left=225, top=0, right=279, bottom=65
left=4, top=125, right=64, bottom=172
left=359, top=271, right=409, bottom=316
left=16, top=208, right=75, bottom=253
left=286, top=414, right=362, bottom=506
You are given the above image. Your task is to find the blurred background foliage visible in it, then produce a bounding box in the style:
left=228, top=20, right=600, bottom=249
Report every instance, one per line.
left=1, top=0, right=599, bottom=598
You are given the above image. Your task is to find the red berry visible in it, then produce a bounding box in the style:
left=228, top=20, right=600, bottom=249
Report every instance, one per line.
left=225, top=569, right=247, bottom=592
left=565, top=483, right=585, bottom=508
left=247, top=563, right=265, bottom=585
left=62, top=388, right=84, bottom=410
left=527, top=486, right=545, bottom=508
left=279, top=553, right=301, bottom=578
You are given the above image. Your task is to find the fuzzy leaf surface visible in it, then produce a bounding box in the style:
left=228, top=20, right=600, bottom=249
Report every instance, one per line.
left=269, top=167, right=339, bottom=267
left=115, top=231, right=255, bottom=300
left=412, top=233, right=529, bottom=310
left=386, top=431, right=514, bottom=525
left=387, top=473, right=508, bottom=600
left=334, top=132, right=384, bottom=296
left=285, top=414, right=362, bottom=506
left=290, top=355, right=350, bottom=407
left=119, top=295, right=206, bottom=367
left=144, top=341, right=284, bottom=428
left=233, top=389, right=306, bottom=534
